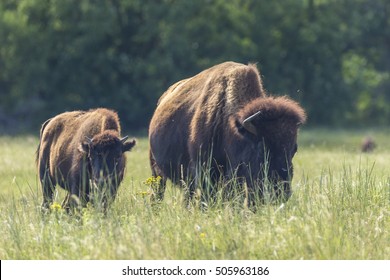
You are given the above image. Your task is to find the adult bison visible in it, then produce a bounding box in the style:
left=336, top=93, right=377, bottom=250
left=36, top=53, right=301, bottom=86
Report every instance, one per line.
left=149, top=61, right=306, bottom=207
left=37, top=108, right=136, bottom=211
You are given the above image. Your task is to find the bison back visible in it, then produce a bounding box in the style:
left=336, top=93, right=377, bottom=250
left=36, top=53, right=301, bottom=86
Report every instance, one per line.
left=149, top=61, right=266, bottom=182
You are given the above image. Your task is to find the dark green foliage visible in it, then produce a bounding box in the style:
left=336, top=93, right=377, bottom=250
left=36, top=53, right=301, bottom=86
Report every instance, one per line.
left=0, top=0, right=389, bottom=132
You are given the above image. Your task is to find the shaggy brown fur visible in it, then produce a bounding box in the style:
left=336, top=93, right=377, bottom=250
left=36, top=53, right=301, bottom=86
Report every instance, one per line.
left=149, top=61, right=306, bottom=206
left=37, top=108, right=136, bottom=211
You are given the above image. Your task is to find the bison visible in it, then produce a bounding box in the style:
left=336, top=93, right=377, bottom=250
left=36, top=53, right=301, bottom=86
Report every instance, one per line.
left=149, top=61, right=306, bottom=207
left=36, top=108, right=136, bottom=211
left=361, top=136, right=376, bottom=153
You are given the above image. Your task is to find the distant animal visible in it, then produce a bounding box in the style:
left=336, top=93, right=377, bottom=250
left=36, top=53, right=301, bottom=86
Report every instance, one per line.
left=361, top=136, right=376, bottom=153
left=149, top=61, right=306, bottom=207
left=36, top=108, right=136, bottom=211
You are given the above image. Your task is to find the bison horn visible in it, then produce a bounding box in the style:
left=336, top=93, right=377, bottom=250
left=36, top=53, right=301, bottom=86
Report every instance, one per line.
left=120, top=135, right=129, bottom=143
left=242, top=111, right=261, bottom=136
left=85, top=136, right=93, bottom=144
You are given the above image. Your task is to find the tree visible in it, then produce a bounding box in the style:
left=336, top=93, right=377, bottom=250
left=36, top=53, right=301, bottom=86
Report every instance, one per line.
left=0, top=0, right=389, bottom=132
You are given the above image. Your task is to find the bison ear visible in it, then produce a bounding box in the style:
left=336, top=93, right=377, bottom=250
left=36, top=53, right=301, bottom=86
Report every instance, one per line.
left=122, top=138, right=136, bottom=152
left=242, top=111, right=262, bottom=136
left=79, top=142, right=90, bottom=154
left=78, top=136, right=93, bottom=154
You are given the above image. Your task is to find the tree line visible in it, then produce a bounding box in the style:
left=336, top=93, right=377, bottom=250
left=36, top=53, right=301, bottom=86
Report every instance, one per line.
left=0, top=0, right=389, bottom=133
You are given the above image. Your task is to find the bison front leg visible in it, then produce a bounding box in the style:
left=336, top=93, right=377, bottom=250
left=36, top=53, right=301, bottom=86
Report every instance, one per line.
left=61, top=193, right=71, bottom=212
left=97, top=184, right=119, bottom=215
left=61, top=191, right=84, bottom=213
left=187, top=161, right=221, bottom=209
left=150, top=175, right=167, bottom=203
left=245, top=176, right=269, bottom=211
left=183, top=163, right=214, bottom=209
left=66, top=179, right=89, bottom=212
left=245, top=185, right=257, bottom=210
left=67, top=188, right=83, bottom=212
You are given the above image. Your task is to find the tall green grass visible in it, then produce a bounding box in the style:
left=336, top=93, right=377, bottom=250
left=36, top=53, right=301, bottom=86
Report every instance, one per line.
left=0, top=129, right=389, bottom=259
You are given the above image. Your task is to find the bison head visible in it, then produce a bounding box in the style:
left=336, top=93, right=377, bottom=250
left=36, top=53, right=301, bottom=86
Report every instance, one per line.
left=231, top=96, right=306, bottom=204
left=79, top=131, right=136, bottom=198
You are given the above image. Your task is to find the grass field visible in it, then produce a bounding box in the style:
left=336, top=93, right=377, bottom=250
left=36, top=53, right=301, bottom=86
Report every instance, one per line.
left=0, top=129, right=389, bottom=259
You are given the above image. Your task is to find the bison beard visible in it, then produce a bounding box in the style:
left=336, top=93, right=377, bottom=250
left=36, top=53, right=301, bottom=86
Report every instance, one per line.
left=148, top=61, right=306, bottom=208
left=36, top=108, right=136, bottom=213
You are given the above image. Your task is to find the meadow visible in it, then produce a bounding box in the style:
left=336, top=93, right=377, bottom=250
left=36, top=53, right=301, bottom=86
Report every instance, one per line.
left=0, top=129, right=389, bottom=259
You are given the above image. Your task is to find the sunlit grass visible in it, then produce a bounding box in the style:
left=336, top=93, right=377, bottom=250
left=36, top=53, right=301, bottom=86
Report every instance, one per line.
left=0, top=129, right=389, bottom=259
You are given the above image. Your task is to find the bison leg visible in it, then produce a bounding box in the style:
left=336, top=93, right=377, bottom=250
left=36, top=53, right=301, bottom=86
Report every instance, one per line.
left=184, top=178, right=196, bottom=208
left=66, top=179, right=89, bottom=212
left=151, top=172, right=167, bottom=202
left=39, top=167, right=56, bottom=210
left=149, top=150, right=167, bottom=202
left=187, top=160, right=223, bottom=209
left=61, top=193, right=69, bottom=210
left=61, top=193, right=74, bottom=213
left=184, top=162, right=203, bottom=208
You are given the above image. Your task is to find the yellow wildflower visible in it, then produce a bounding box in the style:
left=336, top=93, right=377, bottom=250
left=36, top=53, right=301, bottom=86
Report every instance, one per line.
left=50, top=202, right=62, bottom=211
left=142, top=176, right=162, bottom=191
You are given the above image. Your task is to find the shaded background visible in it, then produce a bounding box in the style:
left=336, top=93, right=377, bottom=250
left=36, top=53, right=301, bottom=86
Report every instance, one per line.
left=0, top=0, right=389, bottom=133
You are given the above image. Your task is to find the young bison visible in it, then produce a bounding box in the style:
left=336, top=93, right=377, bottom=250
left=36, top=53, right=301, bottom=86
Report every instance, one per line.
left=36, top=108, right=136, bottom=211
